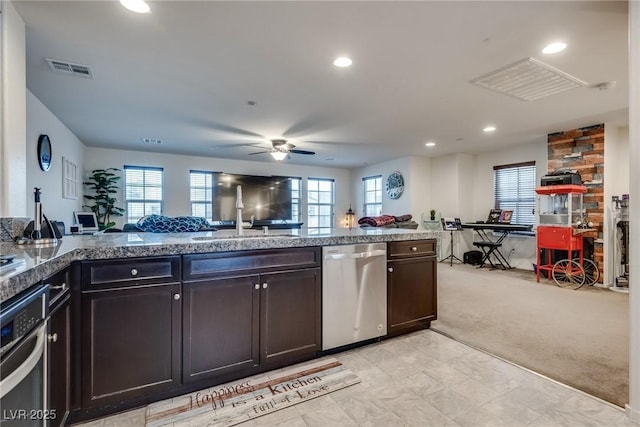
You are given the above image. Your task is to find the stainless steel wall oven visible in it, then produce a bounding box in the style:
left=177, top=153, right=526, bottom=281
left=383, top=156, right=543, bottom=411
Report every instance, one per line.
left=1, top=285, right=49, bottom=426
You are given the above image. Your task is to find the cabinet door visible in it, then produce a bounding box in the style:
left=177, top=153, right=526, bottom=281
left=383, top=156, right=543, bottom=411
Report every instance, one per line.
left=260, top=268, right=320, bottom=367
left=48, top=294, right=70, bottom=427
left=387, top=256, right=437, bottom=336
left=81, top=283, right=181, bottom=408
left=182, top=275, right=260, bottom=383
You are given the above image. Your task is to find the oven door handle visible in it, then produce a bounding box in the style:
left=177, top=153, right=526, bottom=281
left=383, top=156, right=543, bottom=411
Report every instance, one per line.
left=0, top=328, right=45, bottom=398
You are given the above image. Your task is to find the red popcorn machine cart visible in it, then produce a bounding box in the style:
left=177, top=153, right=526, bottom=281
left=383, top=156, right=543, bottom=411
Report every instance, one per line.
left=535, top=184, right=599, bottom=289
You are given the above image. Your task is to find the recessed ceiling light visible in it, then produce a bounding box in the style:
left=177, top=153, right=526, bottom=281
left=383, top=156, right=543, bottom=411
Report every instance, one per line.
left=542, top=42, right=567, bottom=54
left=120, top=0, right=151, bottom=14
left=333, top=57, right=353, bottom=68
left=483, top=126, right=496, bottom=133
left=425, top=141, right=436, bottom=147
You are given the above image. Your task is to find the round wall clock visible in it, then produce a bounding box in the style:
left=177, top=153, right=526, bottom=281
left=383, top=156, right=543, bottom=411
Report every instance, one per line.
left=37, top=134, right=52, bottom=172
left=385, top=171, right=405, bottom=199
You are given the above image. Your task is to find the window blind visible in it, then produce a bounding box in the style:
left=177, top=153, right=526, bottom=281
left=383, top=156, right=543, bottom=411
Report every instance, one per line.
left=307, top=178, right=334, bottom=230
left=362, top=175, right=382, bottom=216
left=190, top=171, right=213, bottom=220
left=124, top=166, right=164, bottom=223
left=493, top=162, right=536, bottom=226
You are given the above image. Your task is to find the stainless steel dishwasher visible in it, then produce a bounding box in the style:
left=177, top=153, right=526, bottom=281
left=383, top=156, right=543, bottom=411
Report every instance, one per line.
left=322, top=243, right=387, bottom=350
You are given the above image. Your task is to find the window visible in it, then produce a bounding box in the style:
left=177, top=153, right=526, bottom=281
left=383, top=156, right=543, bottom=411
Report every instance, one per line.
left=307, top=178, right=334, bottom=232
left=494, top=161, right=536, bottom=226
left=124, top=165, right=164, bottom=223
left=190, top=171, right=213, bottom=221
left=290, top=177, right=302, bottom=222
left=362, top=175, right=382, bottom=216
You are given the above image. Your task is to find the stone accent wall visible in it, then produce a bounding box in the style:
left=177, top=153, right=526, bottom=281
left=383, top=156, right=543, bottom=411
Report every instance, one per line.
left=547, top=124, right=604, bottom=281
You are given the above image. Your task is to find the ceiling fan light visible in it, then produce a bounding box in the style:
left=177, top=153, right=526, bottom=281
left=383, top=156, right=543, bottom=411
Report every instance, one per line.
left=270, top=151, right=287, bottom=161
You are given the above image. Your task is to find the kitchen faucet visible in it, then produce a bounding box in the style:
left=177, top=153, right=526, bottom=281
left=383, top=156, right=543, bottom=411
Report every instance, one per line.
left=236, top=185, right=244, bottom=236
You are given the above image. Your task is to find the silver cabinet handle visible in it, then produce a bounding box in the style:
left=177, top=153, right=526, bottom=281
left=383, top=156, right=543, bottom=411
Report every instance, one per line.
left=47, top=333, right=58, bottom=343
left=131, top=268, right=138, bottom=276
left=388, top=267, right=393, bottom=273
left=50, top=282, right=67, bottom=291
left=411, top=247, right=418, bottom=252
left=262, top=283, right=268, bottom=289
left=173, top=293, right=181, bottom=300
left=255, top=284, right=260, bottom=290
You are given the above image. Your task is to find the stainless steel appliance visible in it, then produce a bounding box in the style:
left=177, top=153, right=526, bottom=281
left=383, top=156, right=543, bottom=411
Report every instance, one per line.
left=1, top=285, right=49, bottom=426
left=322, top=243, right=387, bottom=350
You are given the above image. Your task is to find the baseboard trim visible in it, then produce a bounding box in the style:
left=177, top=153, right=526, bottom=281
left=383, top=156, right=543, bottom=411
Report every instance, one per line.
left=626, top=405, right=640, bottom=424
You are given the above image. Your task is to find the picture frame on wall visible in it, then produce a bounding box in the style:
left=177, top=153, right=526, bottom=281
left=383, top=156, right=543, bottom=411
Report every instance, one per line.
left=62, top=156, right=78, bottom=199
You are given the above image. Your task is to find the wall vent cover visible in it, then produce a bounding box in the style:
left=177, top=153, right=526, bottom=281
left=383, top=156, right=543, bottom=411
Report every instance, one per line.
left=470, top=58, right=587, bottom=101
left=45, top=58, right=94, bottom=79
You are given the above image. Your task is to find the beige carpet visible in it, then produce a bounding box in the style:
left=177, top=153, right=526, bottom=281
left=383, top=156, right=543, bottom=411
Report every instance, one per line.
left=432, top=263, right=629, bottom=407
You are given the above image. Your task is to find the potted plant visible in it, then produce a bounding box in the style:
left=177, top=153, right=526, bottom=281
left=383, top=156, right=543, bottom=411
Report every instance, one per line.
left=430, top=209, right=437, bottom=220
left=83, top=168, right=126, bottom=230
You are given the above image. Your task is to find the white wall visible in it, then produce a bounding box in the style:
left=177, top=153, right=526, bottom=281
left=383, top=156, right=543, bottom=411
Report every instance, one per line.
left=0, top=0, right=27, bottom=217
left=84, top=147, right=351, bottom=229
left=26, top=90, right=86, bottom=226
left=430, top=154, right=460, bottom=219
left=464, top=139, right=547, bottom=270
left=350, top=156, right=431, bottom=220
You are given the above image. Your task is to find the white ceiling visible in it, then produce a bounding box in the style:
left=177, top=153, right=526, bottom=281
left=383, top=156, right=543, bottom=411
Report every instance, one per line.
left=15, top=1, right=629, bottom=169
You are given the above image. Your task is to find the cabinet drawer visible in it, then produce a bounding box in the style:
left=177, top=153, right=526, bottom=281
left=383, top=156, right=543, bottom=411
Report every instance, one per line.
left=387, top=240, right=436, bottom=258
left=183, top=247, right=320, bottom=280
left=81, top=256, right=180, bottom=289
left=44, top=267, right=70, bottom=306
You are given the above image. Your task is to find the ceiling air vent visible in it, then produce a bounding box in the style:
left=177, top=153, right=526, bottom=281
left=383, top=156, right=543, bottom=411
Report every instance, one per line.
left=142, top=138, right=163, bottom=144
left=45, top=58, right=94, bottom=79
left=470, top=58, right=587, bottom=101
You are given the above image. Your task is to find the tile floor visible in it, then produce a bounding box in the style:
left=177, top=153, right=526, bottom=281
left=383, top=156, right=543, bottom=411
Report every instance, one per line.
left=74, top=330, right=634, bottom=427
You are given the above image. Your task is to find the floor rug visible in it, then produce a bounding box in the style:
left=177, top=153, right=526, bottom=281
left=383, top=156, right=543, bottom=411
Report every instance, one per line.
left=145, top=358, right=360, bottom=426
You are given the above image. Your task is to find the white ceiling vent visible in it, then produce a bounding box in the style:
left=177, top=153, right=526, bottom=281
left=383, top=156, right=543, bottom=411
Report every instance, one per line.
left=45, top=58, right=94, bottom=79
left=470, top=58, right=587, bottom=101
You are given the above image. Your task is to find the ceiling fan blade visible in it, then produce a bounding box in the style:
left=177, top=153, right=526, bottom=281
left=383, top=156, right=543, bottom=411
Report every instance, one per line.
left=248, top=150, right=269, bottom=155
left=289, top=149, right=315, bottom=155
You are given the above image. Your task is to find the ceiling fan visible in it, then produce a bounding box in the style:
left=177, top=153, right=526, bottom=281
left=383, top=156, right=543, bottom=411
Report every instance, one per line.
left=249, top=139, right=316, bottom=161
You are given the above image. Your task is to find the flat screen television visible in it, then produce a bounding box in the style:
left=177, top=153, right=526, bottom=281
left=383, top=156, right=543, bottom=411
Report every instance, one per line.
left=212, top=173, right=297, bottom=222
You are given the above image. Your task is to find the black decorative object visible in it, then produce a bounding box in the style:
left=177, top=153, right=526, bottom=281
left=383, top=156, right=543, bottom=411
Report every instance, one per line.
left=37, top=134, right=52, bottom=172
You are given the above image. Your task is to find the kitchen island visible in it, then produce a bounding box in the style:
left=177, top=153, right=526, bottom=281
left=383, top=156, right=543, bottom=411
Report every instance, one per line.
left=0, top=228, right=439, bottom=425
left=1, top=228, right=439, bottom=302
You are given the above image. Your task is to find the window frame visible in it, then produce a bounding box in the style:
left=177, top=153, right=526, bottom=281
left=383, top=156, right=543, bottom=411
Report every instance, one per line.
left=307, top=177, right=335, bottom=232
left=493, top=161, right=536, bottom=229
left=123, top=165, right=164, bottom=223
left=362, top=175, right=382, bottom=217
left=189, top=170, right=214, bottom=221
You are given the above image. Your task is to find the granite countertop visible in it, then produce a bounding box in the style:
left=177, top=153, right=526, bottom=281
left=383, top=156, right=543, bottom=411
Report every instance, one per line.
left=0, top=228, right=439, bottom=302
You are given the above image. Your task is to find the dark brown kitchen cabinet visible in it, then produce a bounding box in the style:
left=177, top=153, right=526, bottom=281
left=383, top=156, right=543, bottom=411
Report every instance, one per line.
left=182, top=274, right=260, bottom=383
left=79, top=257, right=181, bottom=409
left=260, top=268, right=321, bottom=367
left=387, top=240, right=437, bottom=336
left=46, top=267, right=71, bottom=427
left=182, top=249, right=321, bottom=384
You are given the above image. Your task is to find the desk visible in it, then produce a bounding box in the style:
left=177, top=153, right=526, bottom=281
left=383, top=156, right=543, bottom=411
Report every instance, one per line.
left=461, top=223, right=533, bottom=269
